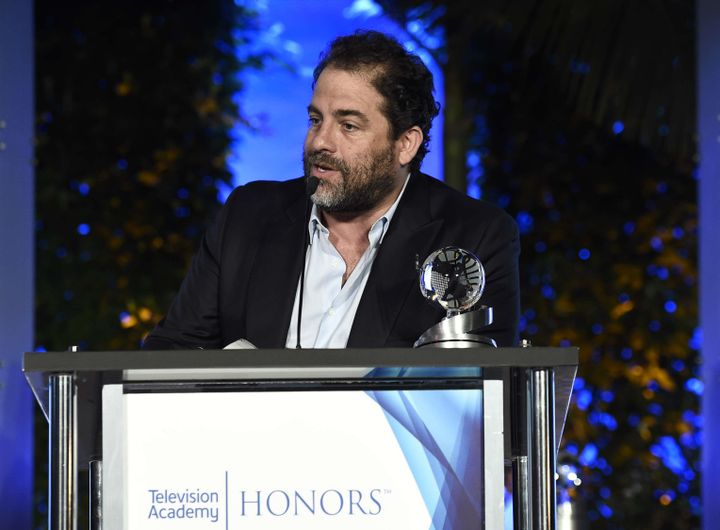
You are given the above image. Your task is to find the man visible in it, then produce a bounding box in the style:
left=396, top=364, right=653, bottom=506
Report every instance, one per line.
left=143, top=30, right=520, bottom=350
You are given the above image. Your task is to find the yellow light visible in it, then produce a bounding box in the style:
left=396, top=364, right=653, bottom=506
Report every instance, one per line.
left=628, top=365, right=643, bottom=378
left=611, top=300, right=634, bottom=319
left=121, top=315, right=138, bottom=329
left=115, top=81, right=132, bottom=96
left=659, top=494, right=672, bottom=506
left=138, top=170, right=160, bottom=187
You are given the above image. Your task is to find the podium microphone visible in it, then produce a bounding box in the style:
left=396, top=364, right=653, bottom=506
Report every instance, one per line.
left=296, top=176, right=320, bottom=348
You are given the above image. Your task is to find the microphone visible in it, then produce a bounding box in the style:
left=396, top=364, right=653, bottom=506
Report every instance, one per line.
left=306, top=176, right=320, bottom=196
left=296, top=176, right=320, bottom=348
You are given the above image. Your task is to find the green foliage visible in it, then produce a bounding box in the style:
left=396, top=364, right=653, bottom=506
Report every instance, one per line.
left=470, top=23, right=700, bottom=529
left=33, top=2, right=267, bottom=527
left=35, top=0, right=265, bottom=351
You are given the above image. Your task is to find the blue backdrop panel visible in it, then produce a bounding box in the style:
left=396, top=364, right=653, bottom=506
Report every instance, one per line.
left=0, top=0, right=35, bottom=528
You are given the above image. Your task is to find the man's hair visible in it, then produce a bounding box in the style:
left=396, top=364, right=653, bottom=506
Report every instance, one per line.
left=313, top=30, right=440, bottom=174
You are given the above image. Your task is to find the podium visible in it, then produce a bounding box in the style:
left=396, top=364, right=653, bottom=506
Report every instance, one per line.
left=24, top=347, right=577, bottom=530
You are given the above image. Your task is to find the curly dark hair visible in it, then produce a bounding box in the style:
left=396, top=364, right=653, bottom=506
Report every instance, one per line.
left=313, top=30, right=440, bottom=174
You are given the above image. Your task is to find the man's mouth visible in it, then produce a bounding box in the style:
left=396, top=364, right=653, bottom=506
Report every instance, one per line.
left=306, top=151, right=344, bottom=178
left=313, top=163, right=338, bottom=174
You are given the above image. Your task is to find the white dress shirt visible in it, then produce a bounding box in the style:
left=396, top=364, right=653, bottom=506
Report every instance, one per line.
left=285, top=175, right=410, bottom=348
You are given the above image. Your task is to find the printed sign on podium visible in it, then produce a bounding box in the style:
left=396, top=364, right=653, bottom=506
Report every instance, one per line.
left=105, top=384, right=493, bottom=529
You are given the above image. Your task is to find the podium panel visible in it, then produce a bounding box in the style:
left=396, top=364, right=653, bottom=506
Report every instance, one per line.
left=102, top=381, right=501, bottom=529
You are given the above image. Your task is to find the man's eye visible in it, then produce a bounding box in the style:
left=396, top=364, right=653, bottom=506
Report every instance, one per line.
left=308, top=117, right=320, bottom=127
left=342, top=122, right=358, bottom=132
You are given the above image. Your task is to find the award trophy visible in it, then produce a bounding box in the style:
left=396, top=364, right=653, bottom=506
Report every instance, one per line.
left=414, top=246, right=496, bottom=348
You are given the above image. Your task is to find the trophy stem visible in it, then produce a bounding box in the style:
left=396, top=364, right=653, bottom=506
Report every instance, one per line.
left=414, top=306, right=496, bottom=348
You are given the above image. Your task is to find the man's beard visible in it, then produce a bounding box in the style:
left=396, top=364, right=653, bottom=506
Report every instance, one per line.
left=303, top=146, right=396, bottom=213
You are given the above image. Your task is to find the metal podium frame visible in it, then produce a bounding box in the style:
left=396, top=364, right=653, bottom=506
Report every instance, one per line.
left=24, top=346, right=578, bottom=530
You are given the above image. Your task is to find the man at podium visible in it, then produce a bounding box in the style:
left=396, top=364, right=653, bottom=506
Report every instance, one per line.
left=143, top=30, right=520, bottom=351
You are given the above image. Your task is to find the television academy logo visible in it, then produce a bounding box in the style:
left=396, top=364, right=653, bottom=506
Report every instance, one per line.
left=144, top=483, right=392, bottom=524
left=146, top=488, right=220, bottom=522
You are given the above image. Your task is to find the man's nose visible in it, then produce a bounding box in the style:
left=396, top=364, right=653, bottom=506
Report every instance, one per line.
left=307, top=122, right=336, bottom=152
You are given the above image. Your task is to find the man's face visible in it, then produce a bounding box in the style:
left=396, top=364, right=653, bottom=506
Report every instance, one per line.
left=303, top=67, right=404, bottom=213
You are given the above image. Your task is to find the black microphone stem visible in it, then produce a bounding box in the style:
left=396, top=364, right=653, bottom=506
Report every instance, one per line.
left=296, top=176, right=320, bottom=348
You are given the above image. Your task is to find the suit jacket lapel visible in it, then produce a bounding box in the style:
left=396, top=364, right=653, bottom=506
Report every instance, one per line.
left=245, top=190, right=308, bottom=348
left=347, top=174, right=444, bottom=347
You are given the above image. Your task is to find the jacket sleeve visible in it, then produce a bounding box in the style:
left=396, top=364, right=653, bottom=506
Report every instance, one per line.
left=474, top=211, right=521, bottom=347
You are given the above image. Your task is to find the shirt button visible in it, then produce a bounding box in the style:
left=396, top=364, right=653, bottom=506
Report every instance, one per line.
left=328, top=308, right=336, bottom=316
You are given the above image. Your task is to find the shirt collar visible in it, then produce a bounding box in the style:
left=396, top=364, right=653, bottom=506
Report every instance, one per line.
left=308, top=172, right=411, bottom=247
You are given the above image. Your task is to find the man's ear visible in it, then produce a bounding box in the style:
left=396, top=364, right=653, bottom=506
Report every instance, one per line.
left=397, top=126, right=423, bottom=167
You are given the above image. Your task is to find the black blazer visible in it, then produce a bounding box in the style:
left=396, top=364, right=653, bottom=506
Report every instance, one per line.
left=142, top=173, right=520, bottom=349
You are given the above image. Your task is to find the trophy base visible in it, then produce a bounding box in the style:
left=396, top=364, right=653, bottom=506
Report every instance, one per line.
left=413, top=306, right=497, bottom=348
left=414, top=335, right=497, bottom=349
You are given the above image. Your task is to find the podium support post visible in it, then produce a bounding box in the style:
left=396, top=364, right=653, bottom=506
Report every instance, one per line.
left=530, top=368, right=556, bottom=530
left=49, top=373, right=78, bottom=530
left=511, top=366, right=531, bottom=530
left=89, top=460, right=103, bottom=530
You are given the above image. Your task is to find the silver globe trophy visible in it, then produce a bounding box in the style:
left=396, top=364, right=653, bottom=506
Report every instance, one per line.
left=414, top=247, right=496, bottom=348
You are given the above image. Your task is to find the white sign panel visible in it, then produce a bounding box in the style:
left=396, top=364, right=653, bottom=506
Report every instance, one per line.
left=110, top=387, right=484, bottom=529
